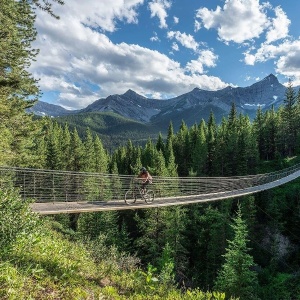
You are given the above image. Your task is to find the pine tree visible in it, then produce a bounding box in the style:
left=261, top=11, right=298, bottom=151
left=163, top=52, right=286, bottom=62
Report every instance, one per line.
left=264, top=107, right=279, bottom=160
left=135, top=206, right=188, bottom=276
left=94, top=135, right=108, bottom=173
left=282, top=79, right=297, bottom=156
left=165, top=137, right=178, bottom=177
left=156, top=132, right=165, bottom=154
left=32, top=132, right=47, bottom=168
left=113, top=146, right=127, bottom=174
left=214, top=117, right=227, bottom=176
left=135, top=208, right=167, bottom=263
left=187, top=204, right=228, bottom=287
left=206, top=111, right=217, bottom=176
left=237, top=115, right=257, bottom=175
left=1, top=0, right=39, bottom=96
left=214, top=205, right=259, bottom=300
left=152, top=149, right=168, bottom=176
left=31, top=0, right=64, bottom=19
left=253, top=106, right=266, bottom=160
left=82, top=128, right=95, bottom=172
left=60, top=123, right=71, bottom=170
left=296, top=88, right=300, bottom=153
left=191, top=120, right=207, bottom=176
left=0, top=0, right=61, bottom=167
left=45, top=122, right=61, bottom=170
left=130, top=146, right=142, bottom=174
left=173, top=120, right=189, bottom=176
left=162, top=206, right=188, bottom=276
left=142, top=138, right=155, bottom=172
left=77, top=211, right=121, bottom=246
left=225, top=103, right=239, bottom=175
left=69, top=128, right=84, bottom=171
left=109, top=158, right=123, bottom=200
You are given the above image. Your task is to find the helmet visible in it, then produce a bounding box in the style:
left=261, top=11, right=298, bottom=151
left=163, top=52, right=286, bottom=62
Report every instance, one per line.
left=140, top=167, right=147, bottom=173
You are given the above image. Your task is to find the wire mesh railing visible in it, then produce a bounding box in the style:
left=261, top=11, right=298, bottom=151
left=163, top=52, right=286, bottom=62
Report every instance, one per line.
left=1, top=163, right=300, bottom=205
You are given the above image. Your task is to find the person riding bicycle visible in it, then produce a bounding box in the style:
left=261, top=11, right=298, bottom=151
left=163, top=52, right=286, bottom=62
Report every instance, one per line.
left=137, top=167, right=152, bottom=194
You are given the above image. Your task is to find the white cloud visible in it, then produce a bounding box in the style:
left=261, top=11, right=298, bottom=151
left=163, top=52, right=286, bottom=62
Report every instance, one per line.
left=167, top=31, right=198, bottom=51
left=265, top=6, right=290, bottom=44
left=150, top=32, right=160, bottom=42
left=194, top=20, right=201, bottom=32
left=186, top=50, right=218, bottom=74
left=171, top=42, right=179, bottom=51
left=196, top=0, right=269, bottom=43
left=173, top=16, right=179, bottom=24
left=45, top=0, right=144, bottom=33
left=148, top=0, right=172, bottom=29
left=244, top=39, right=300, bottom=84
left=31, top=8, right=228, bottom=109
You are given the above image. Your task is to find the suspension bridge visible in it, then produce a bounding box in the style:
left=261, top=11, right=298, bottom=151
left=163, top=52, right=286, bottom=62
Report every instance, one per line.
left=1, top=164, right=300, bottom=215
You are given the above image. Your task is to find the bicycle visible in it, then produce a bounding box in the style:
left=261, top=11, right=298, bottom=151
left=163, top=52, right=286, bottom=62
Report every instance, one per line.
left=125, top=181, right=154, bottom=205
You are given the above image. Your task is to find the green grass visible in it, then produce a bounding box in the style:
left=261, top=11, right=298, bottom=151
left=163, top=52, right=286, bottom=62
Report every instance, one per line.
left=1, top=221, right=229, bottom=299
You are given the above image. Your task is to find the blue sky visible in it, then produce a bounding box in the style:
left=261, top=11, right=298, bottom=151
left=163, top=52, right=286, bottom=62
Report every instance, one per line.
left=30, top=0, right=300, bottom=110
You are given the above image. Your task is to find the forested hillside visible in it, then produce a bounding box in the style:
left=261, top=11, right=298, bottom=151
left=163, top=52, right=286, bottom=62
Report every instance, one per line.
left=54, top=111, right=163, bottom=150
left=1, top=0, right=300, bottom=299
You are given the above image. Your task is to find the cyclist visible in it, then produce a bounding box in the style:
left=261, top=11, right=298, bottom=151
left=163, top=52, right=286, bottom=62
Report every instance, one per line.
left=137, top=167, right=152, bottom=194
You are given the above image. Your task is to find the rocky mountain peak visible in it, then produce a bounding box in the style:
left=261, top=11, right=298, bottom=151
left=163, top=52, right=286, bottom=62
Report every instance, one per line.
left=123, top=89, right=145, bottom=99
left=29, top=74, right=291, bottom=127
left=263, top=73, right=279, bottom=84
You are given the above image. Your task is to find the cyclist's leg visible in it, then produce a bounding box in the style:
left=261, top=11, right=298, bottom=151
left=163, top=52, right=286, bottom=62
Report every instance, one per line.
left=141, top=181, right=147, bottom=194
left=143, top=180, right=149, bottom=192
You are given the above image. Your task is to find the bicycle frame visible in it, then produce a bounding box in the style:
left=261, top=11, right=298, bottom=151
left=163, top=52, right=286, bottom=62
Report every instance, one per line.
left=124, top=180, right=154, bottom=205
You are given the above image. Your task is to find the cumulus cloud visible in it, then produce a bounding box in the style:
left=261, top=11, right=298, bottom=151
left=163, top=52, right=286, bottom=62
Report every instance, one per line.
left=167, top=31, right=198, bottom=51
left=150, top=32, right=160, bottom=42
left=265, top=6, right=290, bottom=44
left=186, top=50, right=218, bottom=74
left=196, top=0, right=269, bottom=43
left=148, top=0, right=172, bottom=29
left=194, top=20, right=201, bottom=32
left=30, top=3, right=228, bottom=109
left=194, top=0, right=300, bottom=86
left=171, top=42, right=179, bottom=51
left=244, top=39, right=300, bottom=84
left=45, top=0, right=144, bottom=33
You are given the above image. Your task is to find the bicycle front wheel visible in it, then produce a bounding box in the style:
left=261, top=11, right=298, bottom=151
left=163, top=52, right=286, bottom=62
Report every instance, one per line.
left=125, top=190, right=137, bottom=205
left=144, top=190, right=154, bottom=204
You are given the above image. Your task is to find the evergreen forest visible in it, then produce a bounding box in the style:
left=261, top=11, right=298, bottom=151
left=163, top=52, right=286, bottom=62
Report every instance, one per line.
left=1, top=0, right=300, bottom=299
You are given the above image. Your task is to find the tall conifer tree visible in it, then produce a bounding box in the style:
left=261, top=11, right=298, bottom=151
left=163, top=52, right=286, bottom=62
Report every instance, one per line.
left=282, top=79, right=297, bottom=156
left=214, top=205, right=259, bottom=300
left=0, top=0, right=41, bottom=166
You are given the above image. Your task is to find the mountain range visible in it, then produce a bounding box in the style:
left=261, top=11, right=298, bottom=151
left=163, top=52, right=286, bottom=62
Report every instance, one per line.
left=27, top=74, right=295, bottom=146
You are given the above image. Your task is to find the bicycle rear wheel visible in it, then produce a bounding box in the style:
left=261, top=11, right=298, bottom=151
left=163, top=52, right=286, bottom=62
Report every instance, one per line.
left=144, top=190, right=154, bottom=204
left=125, top=190, right=137, bottom=205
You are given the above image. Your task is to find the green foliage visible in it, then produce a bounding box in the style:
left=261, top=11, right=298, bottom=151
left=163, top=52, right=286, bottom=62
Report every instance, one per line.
left=259, top=271, right=300, bottom=300
left=55, top=111, right=163, bottom=149
left=77, top=211, right=121, bottom=245
left=282, top=79, right=297, bottom=157
left=214, top=204, right=259, bottom=300
left=135, top=263, right=159, bottom=294
left=157, top=242, right=175, bottom=287
left=0, top=0, right=44, bottom=167
left=0, top=188, right=40, bottom=252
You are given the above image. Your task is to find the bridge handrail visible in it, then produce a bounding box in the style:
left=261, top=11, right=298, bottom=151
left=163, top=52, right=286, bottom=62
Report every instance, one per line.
left=1, top=163, right=300, bottom=204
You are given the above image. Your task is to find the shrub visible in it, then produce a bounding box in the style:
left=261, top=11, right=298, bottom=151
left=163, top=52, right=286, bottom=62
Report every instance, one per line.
left=0, top=188, right=40, bottom=254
